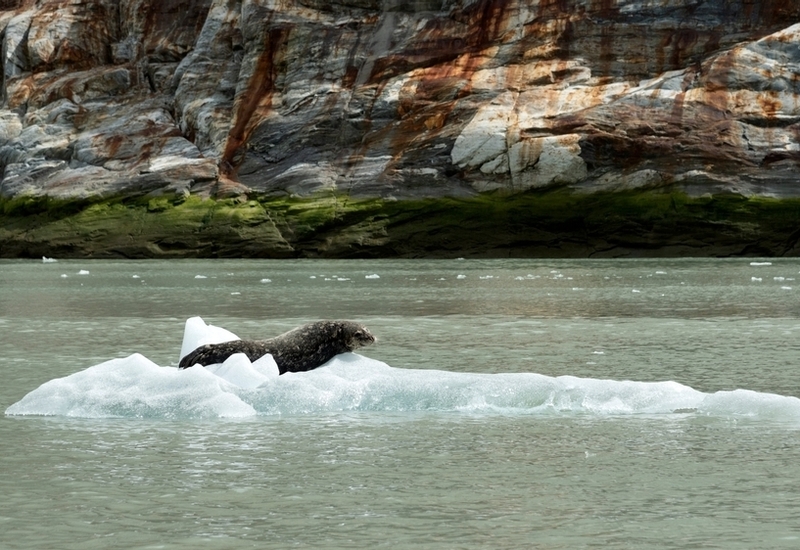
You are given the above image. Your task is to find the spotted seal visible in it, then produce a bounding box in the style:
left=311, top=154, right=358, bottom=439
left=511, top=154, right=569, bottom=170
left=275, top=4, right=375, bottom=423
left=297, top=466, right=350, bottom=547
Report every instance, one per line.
left=178, top=320, right=376, bottom=374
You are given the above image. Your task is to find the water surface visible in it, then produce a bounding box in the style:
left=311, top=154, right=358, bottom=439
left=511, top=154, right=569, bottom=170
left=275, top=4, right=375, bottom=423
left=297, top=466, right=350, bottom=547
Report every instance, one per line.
left=2, top=258, right=800, bottom=548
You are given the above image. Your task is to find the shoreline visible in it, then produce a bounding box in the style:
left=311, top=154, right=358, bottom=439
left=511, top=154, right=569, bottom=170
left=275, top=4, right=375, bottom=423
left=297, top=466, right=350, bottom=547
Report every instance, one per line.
left=3, top=189, right=799, bottom=259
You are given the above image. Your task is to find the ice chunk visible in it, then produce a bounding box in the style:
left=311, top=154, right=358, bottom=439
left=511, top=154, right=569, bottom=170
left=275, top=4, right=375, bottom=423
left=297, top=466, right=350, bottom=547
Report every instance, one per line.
left=9, top=317, right=800, bottom=422
left=205, top=352, right=279, bottom=389
left=5, top=354, right=256, bottom=419
left=178, top=316, right=240, bottom=363
left=252, top=353, right=280, bottom=379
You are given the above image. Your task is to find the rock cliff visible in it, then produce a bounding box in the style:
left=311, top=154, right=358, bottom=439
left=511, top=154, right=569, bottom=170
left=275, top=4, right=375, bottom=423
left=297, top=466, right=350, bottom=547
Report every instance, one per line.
left=2, top=0, right=800, bottom=258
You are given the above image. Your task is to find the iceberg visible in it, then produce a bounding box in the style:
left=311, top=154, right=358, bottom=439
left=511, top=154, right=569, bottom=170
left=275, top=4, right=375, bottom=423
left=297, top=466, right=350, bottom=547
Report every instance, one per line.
left=7, top=317, right=800, bottom=422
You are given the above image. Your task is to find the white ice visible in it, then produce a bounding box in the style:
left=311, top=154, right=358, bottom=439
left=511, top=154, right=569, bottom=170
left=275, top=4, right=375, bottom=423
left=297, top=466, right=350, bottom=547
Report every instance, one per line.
left=178, top=316, right=240, bottom=363
left=204, top=353, right=279, bottom=389
left=7, top=318, right=800, bottom=421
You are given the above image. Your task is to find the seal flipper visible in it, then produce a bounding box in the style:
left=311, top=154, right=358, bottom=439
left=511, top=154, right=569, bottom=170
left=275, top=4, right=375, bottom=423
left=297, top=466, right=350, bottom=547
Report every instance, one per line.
left=179, top=341, right=264, bottom=369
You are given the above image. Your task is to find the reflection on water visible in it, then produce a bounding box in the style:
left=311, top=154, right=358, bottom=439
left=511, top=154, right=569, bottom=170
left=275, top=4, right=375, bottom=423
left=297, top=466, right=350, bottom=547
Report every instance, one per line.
left=2, top=258, right=800, bottom=549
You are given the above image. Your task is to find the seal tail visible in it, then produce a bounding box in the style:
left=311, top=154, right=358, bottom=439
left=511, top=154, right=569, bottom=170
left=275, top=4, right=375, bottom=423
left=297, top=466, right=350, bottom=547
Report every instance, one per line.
left=178, top=343, right=232, bottom=369
left=178, top=346, right=208, bottom=369
left=178, top=341, right=263, bottom=369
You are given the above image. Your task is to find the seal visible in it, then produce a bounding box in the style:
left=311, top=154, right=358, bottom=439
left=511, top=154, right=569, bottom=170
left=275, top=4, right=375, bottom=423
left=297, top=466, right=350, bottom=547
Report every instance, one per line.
left=178, top=320, right=376, bottom=374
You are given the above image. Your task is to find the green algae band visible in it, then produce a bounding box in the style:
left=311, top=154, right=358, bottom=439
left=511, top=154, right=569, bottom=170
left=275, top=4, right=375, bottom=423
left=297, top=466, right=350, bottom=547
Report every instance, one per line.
left=2, top=191, right=800, bottom=258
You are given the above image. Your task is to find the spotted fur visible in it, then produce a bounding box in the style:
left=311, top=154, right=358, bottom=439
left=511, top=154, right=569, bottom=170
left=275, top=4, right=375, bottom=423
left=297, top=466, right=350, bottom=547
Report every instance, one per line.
left=178, top=320, right=376, bottom=374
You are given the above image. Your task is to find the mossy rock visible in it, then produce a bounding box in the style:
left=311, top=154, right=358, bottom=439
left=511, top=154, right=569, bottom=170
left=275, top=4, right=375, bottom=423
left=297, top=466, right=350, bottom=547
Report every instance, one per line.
left=2, top=189, right=800, bottom=258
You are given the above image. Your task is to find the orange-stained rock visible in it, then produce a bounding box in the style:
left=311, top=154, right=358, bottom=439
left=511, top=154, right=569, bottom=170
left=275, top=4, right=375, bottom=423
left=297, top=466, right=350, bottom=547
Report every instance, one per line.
left=3, top=0, right=800, bottom=201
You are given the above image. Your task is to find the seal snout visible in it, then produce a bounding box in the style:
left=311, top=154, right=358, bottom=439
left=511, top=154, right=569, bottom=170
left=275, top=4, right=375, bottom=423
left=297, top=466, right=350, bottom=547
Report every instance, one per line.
left=350, top=327, right=376, bottom=349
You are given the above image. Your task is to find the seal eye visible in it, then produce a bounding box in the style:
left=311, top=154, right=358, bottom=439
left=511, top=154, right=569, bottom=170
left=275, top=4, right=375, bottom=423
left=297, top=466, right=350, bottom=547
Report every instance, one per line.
left=355, top=330, right=372, bottom=342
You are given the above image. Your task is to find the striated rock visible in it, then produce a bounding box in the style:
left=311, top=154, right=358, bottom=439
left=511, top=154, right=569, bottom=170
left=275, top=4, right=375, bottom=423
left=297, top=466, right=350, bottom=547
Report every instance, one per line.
left=2, top=0, right=800, bottom=257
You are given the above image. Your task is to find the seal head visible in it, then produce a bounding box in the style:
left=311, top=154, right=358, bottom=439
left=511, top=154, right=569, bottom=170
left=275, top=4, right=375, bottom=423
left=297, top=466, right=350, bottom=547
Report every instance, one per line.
left=178, top=320, right=376, bottom=374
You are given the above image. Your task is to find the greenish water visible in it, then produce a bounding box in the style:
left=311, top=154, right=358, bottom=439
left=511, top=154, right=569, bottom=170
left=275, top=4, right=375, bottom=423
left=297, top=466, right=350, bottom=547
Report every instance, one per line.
left=2, top=258, right=800, bottom=548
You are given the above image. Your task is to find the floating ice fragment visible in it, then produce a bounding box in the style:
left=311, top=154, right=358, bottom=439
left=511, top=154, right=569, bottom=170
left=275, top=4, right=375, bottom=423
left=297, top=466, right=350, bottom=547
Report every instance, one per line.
left=781, top=286, right=792, bottom=290
left=77, top=270, right=90, bottom=275
left=195, top=275, right=207, bottom=279
left=60, top=274, right=68, bottom=278
left=774, top=277, right=785, bottom=281
left=11, top=316, right=800, bottom=420
left=132, top=275, right=140, bottom=279
left=231, top=292, right=241, bottom=295
left=365, top=274, right=380, bottom=279
left=655, top=271, right=667, bottom=275
left=309, top=276, right=316, bottom=279
left=179, top=316, right=240, bottom=363
left=632, top=289, right=641, bottom=293
left=260, top=278, right=271, bottom=283
left=592, top=351, right=605, bottom=355
left=750, top=262, right=772, bottom=266
left=42, top=256, right=57, bottom=263
left=457, top=274, right=467, bottom=279
left=751, top=277, right=762, bottom=282
left=205, top=352, right=279, bottom=389
left=5, top=353, right=257, bottom=419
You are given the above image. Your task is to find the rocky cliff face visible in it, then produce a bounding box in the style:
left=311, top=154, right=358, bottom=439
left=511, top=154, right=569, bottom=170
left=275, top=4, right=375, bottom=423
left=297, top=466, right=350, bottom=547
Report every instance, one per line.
left=2, top=1, right=800, bottom=258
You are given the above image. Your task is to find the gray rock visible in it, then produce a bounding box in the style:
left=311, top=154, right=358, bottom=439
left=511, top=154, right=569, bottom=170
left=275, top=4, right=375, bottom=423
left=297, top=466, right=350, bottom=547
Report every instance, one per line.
left=2, top=0, right=800, bottom=204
